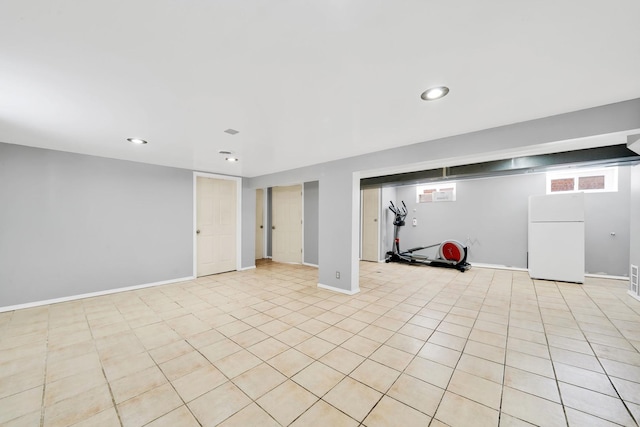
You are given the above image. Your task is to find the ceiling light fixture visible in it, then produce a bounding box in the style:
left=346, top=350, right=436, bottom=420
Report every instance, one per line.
left=226, top=157, right=239, bottom=162
left=224, top=129, right=239, bottom=135
left=421, top=86, right=450, bottom=101
left=127, top=137, right=148, bottom=144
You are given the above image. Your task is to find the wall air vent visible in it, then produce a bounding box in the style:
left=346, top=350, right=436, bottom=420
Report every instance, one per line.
left=630, top=264, right=639, bottom=302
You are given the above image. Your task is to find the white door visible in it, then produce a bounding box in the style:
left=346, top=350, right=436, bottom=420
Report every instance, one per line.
left=255, top=188, right=264, bottom=259
left=272, top=185, right=302, bottom=263
left=196, top=177, right=237, bottom=276
left=361, top=188, right=379, bottom=261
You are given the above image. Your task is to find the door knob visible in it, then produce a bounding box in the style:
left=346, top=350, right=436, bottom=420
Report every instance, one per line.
left=196, top=229, right=200, bottom=234
left=272, top=226, right=276, bottom=230
left=260, top=225, right=263, bottom=229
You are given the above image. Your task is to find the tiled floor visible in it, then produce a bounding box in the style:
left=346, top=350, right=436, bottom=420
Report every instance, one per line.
left=1, top=260, right=640, bottom=426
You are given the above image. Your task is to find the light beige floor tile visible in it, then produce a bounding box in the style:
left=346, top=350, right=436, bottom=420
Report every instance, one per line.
left=405, top=356, right=453, bottom=388
left=335, top=317, right=369, bottom=334
left=341, top=335, right=381, bottom=357
left=418, top=342, right=461, bottom=368
left=218, top=403, right=280, bottom=427
left=291, top=399, right=358, bottom=427
left=133, top=323, right=181, bottom=350
left=274, top=327, right=312, bottom=346
left=554, top=362, right=617, bottom=397
left=172, top=364, right=227, bottom=402
left=232, top=362, right=287, bottom=399
left=435, top=391, right=499, bottom=427
left=44, top=367, right=106, bottom=407
left=44, top=383, right=113, bottom=427
left=350, top=359, right=400, bottom=393
left=186, top=329, right=225, bottom=349
left=323, top=377, right=382, bottom=421
left=387, top=374, right=443, bottom=416
left=228, top=327, right=269, bottom=347
left=456, top=353, right=503, bottom=384
left=384, top=333, right=425, bottom=354
left=246, top=336, right=289, bottom=360
left=549, top=346, right=603, bottom=373
left=145, top=405, right=200, bottom=427
left=110, top=365, right=167, bottom=404
left=70, top=407, right=120, bottom=427
left=159, top=350, right=210, bottom=381
left=499, top=413, right=537, bottom=426
left=448, top=370, right=502, bottom=409
left=436, top=321, right=471, bottom=339
left=0, top=386, right=43, bottom=425
left=469, top=328, right=507, bottom=348
left=199, top=338, right=242, bottom=363
left=101, top=351, right=155, bottom=383
left=188, top=381, right=251, bottom=426
left=599, top=358, right=640, bottom=383
left=397, top=323, right=434, bottom=340
left=369, top=345, right=413, bottom=371
left=504, top=366, right=560, bottom=403
left=0, top=368, right=44, bottom=400
left=501, top=386, right=566, bottom=427
left=609, top=376, right=640, bottom=405
left=559, top=382, right=636, bottom=426
left=546, top=334, right=593, bottom=355
left=256, top=380, right=318, bottom=425
left=429, top=331, right=467, bottom=351
left=268, top=348, right=314, bottom=377
left=363, top=395, right=431, bottom=427
left=320, top=346, right=365, bottom=375
left=358, top=325, right=395, bottom=343
left=564, top=408, right=621, bottom=427
left=46, top=351, right=102, bottom=383
left=292, top=361, right=345, bottom=397
left=295, top=336, right=336, bottom=359
left=317, top=326, right=354, bottom=345
left=148, top=340, right=193, bottom=364
left=214, top=349, right=262, bottom=378
left=505, top=349, right=555, bottom=378
left=117, top=383, right=182, bottom=427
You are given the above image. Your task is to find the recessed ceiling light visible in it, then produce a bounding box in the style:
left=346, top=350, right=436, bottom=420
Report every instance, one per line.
left=421, top=86, right=450, bottom=101
left=219, top=150, right=233, bottom=155
left=226, top=157, right=239, bottom=162
left=224, top=129, right=239, bottom=135
left=127, top=137, right=148, bottom=144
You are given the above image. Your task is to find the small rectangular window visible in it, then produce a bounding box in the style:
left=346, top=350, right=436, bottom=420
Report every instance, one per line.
left=546, top=167, right=617, bottom=194
left=416, top=182, right=456, bottom=203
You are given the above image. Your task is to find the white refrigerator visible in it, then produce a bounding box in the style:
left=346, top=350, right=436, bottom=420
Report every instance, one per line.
left=528, top=193, right=585, bottom=283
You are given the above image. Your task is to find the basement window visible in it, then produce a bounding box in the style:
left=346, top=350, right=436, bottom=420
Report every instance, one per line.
left=416, top=182, right=456, bottom=203
left=546, top=167, right=618, bottom=194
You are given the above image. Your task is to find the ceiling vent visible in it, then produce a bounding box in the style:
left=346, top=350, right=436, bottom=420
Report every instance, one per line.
left=224, top=129, right=239, bottom=135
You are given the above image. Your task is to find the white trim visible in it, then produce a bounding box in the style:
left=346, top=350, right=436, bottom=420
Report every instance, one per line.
left=303, top=262, right=319, bottom=268
left=239, top=265, right=256, bottom=271
left=263, top=187, right=268, bottom=259
left=0, top=276, right=194, bottom=313
left=585, top=273, right=628, bottom=280
left=350, top=172, right=361, bottom=292
left=471, top=263, right=528, bottom=272
left=317, top=282, right=360, bottom=295
left=301, top=183, right=305, bottom=264
left=193, top=172, right=242, bottom=278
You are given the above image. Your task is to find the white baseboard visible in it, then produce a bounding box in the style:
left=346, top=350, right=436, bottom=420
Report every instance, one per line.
left=0, top=276, right=195, bottom=313
left=303, top=262, right=319, bottom=268
left=469, top=263, right=528, bottom=272
left=317, top=283, right=360, bottom=295
left=239, top=265, right=256, bottom=271
left=585, top=273, right=628, bottom=281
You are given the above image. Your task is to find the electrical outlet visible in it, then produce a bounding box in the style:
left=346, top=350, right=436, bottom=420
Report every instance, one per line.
left=412, top=218, right=417, bottom=226
left=336, top=271, right=340, bottom=279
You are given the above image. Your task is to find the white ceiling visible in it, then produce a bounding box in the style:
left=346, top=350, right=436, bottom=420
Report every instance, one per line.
left=2, top=1, right=640, bottom=177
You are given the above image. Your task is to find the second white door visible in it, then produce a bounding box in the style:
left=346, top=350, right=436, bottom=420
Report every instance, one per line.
left=196, top=176, right=237, bottom=276
left=361, top=188, right=379, bottom=262
left=272, top=185, right=302, bottom=263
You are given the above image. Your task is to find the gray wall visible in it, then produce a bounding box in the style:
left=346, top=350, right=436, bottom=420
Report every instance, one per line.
left=392, top=168, right=631, bottom=276
left=243, top=99, right=640, bottom=291
left=0, top=142, right=193, bottom=307
left=304, top=181, right=319, bottom=265
left=631, top=164, right=640, bottom=277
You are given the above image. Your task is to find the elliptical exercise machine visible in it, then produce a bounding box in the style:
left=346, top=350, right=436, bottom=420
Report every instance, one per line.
left=385, top=201, right=471, bottom=272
